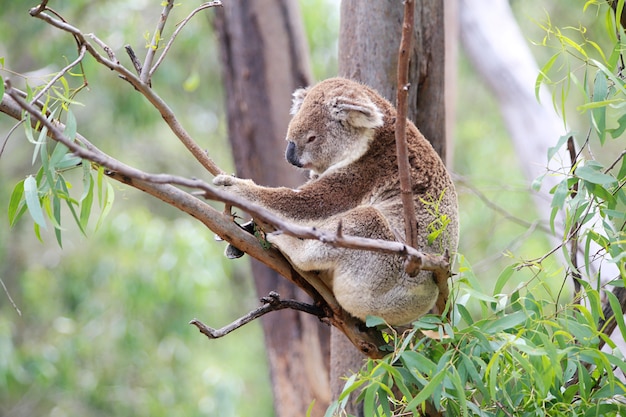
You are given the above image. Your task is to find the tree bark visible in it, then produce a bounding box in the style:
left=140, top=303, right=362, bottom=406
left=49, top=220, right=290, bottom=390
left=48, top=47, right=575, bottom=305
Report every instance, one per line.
left=339, top=0, right=448, bottom=160
left=214, top=2, right=331, bottom=416
left=335, top=0, right=449, bottom=414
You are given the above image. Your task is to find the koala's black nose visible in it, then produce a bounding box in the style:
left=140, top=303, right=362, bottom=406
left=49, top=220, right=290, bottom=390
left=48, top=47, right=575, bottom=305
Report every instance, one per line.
left=285, top=141, right=302, bottom=167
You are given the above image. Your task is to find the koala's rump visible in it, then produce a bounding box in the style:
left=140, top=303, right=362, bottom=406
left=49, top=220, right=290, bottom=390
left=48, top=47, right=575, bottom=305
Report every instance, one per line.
left=270, top=204, right=445, bottom=326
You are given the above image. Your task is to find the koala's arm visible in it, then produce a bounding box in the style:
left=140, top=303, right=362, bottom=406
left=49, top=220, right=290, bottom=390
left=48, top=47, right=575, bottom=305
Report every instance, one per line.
left=213, top=174, right=359, bottom=222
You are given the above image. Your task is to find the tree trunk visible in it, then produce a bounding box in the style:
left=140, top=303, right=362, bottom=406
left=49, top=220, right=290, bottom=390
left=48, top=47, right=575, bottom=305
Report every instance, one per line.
left=335, top=0, right=450, bottom=414
left=213, top=2, right=331, bottom=416
left=339, top=0, right=448, bottom=160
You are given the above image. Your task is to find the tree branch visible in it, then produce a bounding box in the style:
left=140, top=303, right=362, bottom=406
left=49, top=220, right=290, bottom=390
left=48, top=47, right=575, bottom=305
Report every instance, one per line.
left=140, top=0, right=175, bottom=84
left=566, top=136, right=583, bottom=295
left=1, top=85, right=388, bottom=358
left=395, top=0, right=450, bottom=319
left=31, top=44, right=87, bottom=105
left=149, top=1, right=223, bottom=78
left=395, top=0, right=419, bottom=253
left=190, top=291, right=325, bottom=339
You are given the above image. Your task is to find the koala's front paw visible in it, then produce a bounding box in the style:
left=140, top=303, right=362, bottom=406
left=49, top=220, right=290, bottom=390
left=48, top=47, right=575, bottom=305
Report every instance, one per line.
left=213, top=175, right=255, bottom=199
left=213, top=174, right=238, bottom=187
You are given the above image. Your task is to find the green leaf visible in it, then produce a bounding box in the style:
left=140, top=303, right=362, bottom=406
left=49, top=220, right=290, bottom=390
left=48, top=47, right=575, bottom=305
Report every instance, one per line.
left=305, top=400, right=315, bottom=417
left=337, top=373, right=366, bottom=402
left=49, top=141, right=70, bottom=170
left=575, top=165, right=616, bottom=185
left=448, top=367, right=467, bottom=416
left=586, top=182, right=617, bottom=206
left=591, top=58, right=626, bottom=97
left=459, top=352, right=488, bottom=398
left=53, top=194, right=62, bottom=247
left=493, top=265, right=515, bottom=295
left=404, top=368, right=446, bottom=412
left=64, top=109, right=77, bottom=141
left=24, top=175, right=47, bottom=230
left=607, top=290, right=626, bottom=342
left=486, top=354, right=500, bottom=399
left=535, top=52, right=559, bottom=101
left=56, top=154, right=82, bottom=170
left=400, top=351, right=436, bottom=376
left=95, top=180, right=114, bottom=231
left=79, top=174, right=94, bottom=233
left=481, top=310, right=528, bottom=334
left=590, top=72, right=608, bottom=144
left=365, top=315, right=387, bottom=327
left=8, top=179, right=26, bottom=226
left=363, top=381, right=376, bottom=417
left=0, top=74, right=4, bottom=98
left=550, top=179, right=571, bottom=208
left=455, top=303, right=474, bottom=326
left=58, top=176, right=86, bottom=236
left=547, top=134, right=571, bottom=162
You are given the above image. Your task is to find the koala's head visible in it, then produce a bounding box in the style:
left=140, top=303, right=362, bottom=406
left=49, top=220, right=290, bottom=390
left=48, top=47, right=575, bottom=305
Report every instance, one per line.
left=285, top=78, right=385, bottom=176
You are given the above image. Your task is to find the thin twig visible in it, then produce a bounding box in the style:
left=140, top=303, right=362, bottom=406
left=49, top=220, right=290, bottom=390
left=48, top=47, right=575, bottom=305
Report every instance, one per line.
left=86, top=33, right=118, bottom=64
left=31, top=44, right=87, bottom=105
left=140, top=0, right=174, bottom=84
left=124, top=45, right=142, bottom=75
left=0, top=277, right=21, bottom=316
left=190, top=292, right=325, bottom=339
left=150, top=1, right=223, bottom=78
left=605, top=149, right=626, bottom=174
left=454, top=174, right=551, bottom=234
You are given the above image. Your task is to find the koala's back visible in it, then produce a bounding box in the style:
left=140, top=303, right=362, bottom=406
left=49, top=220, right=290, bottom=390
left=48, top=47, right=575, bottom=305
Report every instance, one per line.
left=295, top=79, right=458, bottom=255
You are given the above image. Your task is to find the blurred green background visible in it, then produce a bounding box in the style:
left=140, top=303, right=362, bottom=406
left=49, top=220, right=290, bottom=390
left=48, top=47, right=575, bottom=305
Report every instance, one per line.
left=0, top=1, right=615, bottom=416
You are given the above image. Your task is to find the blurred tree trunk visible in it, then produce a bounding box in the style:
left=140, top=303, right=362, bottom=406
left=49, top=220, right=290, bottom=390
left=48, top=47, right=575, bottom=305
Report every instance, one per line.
left=213, top=2, right=331, bottom=416
left=459, top=0, right=622, bottom=344
left=335, top=1, right=452, bottom=414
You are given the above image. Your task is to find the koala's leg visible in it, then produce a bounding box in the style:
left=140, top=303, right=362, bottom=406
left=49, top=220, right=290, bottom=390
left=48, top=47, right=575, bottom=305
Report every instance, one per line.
left=267, top=230, right=339, bottom=272
left=268, top=205, right=397, bottom=271
left=331, top=206, right=438, bottom=325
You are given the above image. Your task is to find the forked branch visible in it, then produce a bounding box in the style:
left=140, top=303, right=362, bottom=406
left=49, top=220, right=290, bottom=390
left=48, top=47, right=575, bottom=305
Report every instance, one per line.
left=190, top=292, right=325, bottom=339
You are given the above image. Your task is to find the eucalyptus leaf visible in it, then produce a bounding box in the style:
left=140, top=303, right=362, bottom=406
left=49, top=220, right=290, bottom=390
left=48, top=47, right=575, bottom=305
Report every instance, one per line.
left=23, top=175, right=47, bottom=229
left=575, top=165, right=617, bottom=185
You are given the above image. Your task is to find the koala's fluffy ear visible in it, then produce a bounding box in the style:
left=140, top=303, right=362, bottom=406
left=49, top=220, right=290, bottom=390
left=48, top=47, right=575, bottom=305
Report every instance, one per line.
left=328, top=96, right=384, bottom=129
left=290, top=87, right=310, bottom=116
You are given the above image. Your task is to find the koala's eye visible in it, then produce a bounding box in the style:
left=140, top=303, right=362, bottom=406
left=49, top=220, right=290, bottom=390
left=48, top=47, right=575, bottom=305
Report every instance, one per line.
left=306, top=134, right=317, bottom=144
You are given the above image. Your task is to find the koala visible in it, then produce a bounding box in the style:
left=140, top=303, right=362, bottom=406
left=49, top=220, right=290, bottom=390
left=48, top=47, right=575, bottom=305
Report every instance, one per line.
left=213, top=77, right=458, bottom=325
